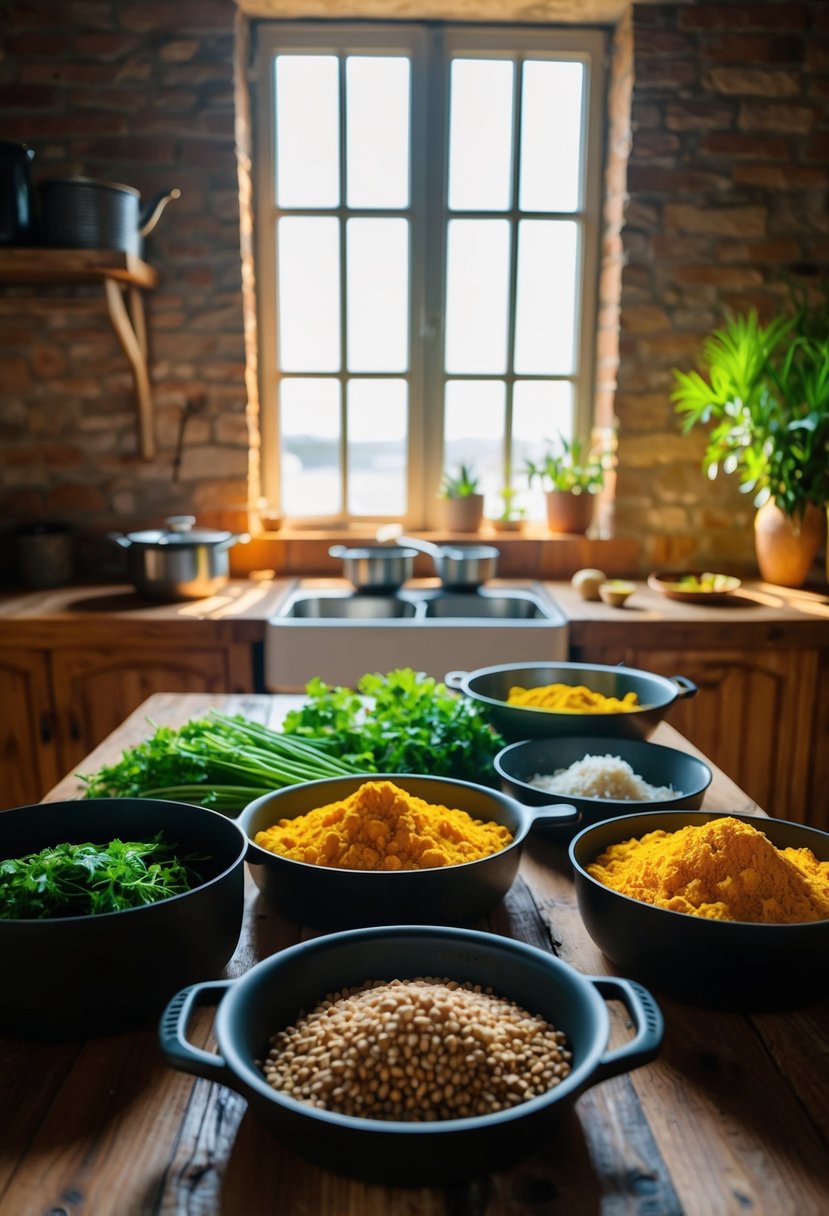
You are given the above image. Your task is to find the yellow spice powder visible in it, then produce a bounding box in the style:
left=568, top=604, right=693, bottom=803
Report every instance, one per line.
left=587, top=816, right=829, bottom=924
left=254, top=779, right=513, bottom=871
left=507, top=683, right=640, bottom=713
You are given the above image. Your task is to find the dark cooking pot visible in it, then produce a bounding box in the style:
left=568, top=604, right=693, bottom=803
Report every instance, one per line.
left=446, top=661, right=699, bottom=741
left=570, top=810, right=829, bottom=1009
left=0, top=798, right=247, bottom=1040
left=0, top=141, right=37, bottom=245
left=38, top=177, right=180, bottom=255
left=160, top=925, right=663, bottom=1184
left=329, top=543, right=417, bottom=592
left=109, top=515, right=250, bottom=600
left=238, top=773, right=580, bottom=929
left=395, top=535, right=500, bottom=588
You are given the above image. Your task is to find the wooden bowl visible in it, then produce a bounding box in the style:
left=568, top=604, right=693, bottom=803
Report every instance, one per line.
left=648, top=570, right=741, bottom=605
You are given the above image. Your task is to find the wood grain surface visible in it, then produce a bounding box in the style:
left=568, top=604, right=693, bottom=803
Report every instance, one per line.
left=1, top=693, right=827, bottom=1216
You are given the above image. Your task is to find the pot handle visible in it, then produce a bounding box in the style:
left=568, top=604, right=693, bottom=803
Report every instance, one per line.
left=329, top=545, right=348, bottom=558
left=524, top=802, right=581, bottom=831
left=158, top=980, right=236, bottom=1085
left=214, top=531, right=251, bottom=552
left=669, top=675, right=698, bottom=700
left=107, top=531, right=132, bottom=550
left=444, top=670, right=468, bottom=690
left=588, top=977, right=664, bottom=1084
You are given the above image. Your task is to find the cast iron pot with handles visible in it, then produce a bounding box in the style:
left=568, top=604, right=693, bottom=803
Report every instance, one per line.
left=159, top=924, right=664, bottom=1185
left=237, top=772, right=582, bottom=929
left=109, top=515, right=250, bottom=600
left=445, top=660, right=699, bottom=742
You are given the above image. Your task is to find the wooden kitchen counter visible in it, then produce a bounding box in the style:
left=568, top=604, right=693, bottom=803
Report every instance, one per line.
left=2, top=693, right=827, bottom=1216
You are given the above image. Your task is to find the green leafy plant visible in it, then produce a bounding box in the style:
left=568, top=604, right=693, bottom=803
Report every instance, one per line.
left=525, top=434, right=604, bottom=495
left=492, top=485, right=526, bottom=522
left=440, top=464, right=481, bottom=499
left=671, top=294, right=829, bottom=518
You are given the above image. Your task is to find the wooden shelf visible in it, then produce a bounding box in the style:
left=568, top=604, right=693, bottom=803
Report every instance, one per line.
left=0, top=247, right=159, bottom=459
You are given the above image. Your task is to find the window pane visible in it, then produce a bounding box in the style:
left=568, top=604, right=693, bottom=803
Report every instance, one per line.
left=513, top=220, right=579, bottom=375
left=277, top=217, right=340, bottom=372
left=444, top=379, right=505, bottom=513
left=448, top=58, right=514, bottom=212
left=347, top=379, right=407, bottom=515
left=512, top=379, right=574, bottom=519
left=275, top=55, right=339, bottom=208
left=346, top=56, right=410, bottom=208
left=519, top=60, right=583, bottom=213
left=347, top=219, right=409, bottom=372
left=280, top=378, right=341, bottom=515
left=445, top=220, right=510, bottom=373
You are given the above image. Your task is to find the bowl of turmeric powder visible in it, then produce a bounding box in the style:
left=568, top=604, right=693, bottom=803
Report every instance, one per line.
left=570, top=810, right=829, bottom=1008
left=238, top=774, right=580, bottom=929
left=445, top=661, right=698, bottom=742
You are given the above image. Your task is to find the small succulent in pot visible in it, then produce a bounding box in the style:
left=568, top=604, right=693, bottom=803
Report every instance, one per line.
left=440, top=463, right=482, bottom=499
left=526, top=435, right=605, bottom=534
left=439, top=464, right=484, bottom=532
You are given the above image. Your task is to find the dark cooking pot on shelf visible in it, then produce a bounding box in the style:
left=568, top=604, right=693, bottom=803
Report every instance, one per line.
left=159, top=925, right=663, bottom=1185
left=394, top=535, right=500, bottom=589
left=37, top=177, right=180, bottom=255
left=238, top=773, right=580, bottom=929
left=328, top=544, right=418, bottom=592
left=109, top=515, right=249, bottom=601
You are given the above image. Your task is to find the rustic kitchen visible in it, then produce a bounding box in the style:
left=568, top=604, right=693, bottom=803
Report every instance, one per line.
left=1, top=2, right=828, bottom=1214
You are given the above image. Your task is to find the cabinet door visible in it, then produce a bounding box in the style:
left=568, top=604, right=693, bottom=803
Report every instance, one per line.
left=0, top=649, right=62, bottom=805
left=577, top=643, right=819, bottom=825
left=49, top=648, right=234, bottom=773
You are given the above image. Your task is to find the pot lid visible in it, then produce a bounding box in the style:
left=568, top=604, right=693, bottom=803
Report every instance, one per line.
left=125, top=516, right=234, bottom=546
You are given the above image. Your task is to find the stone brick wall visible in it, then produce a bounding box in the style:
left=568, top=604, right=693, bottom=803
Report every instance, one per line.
left=613, top=0, right=829, bottom=573
left=1, top=0, right=827, bottom=581
left=0, top=0, right=252, bottom=577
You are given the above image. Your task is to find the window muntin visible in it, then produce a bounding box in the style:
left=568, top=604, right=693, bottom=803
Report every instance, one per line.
left=254, top=23, right=605, bottom=526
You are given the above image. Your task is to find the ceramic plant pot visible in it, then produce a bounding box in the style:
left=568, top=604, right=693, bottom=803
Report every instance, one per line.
left=545, top=490, right=595, bottom=535
left=754, top=500, right=824, bottom=588
left=440, top=494, right=484, bottom=533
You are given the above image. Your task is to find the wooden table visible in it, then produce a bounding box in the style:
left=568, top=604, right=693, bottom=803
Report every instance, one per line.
left=2, top=693, right=828, bottom=1216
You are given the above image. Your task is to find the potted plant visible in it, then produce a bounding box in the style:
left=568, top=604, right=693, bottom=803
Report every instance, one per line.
left=525, top=435, right=604, bottom=534
left=489, top=486, right=526, bottom=533
left=671, top=296, right=829, bottom=587
left=439, top=464, right=484, bottom=532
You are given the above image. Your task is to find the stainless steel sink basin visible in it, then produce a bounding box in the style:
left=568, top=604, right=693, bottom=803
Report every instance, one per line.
left=266, top=583, right=569, bottom=691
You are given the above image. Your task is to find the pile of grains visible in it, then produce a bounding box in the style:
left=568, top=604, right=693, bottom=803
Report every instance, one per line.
left=261, top=976, right=572, bottom=1121
left=527, top=754, right=676, bottom=801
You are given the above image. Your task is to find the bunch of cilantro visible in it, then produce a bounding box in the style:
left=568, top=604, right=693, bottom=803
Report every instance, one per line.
left=280, top=667, right=504, bottom=785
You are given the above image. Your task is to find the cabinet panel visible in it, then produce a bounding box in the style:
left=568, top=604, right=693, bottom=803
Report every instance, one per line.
left=50, top=648, right=233, bottom=773
left=0, top=650, right=62, bottom=806
left=574, top=643, right=821, bottom=827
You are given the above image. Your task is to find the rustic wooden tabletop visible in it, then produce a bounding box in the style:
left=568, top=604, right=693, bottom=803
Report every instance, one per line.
left=1, top=693, right=827, bottom=1216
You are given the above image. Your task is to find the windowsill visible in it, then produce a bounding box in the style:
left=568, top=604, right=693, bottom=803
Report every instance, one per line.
left=230, top=525, right=640, bottom=581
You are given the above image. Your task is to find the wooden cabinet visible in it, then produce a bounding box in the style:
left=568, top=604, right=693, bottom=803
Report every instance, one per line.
left=0, top=641, right=255, bottom=806
left=573, top=640, right=826, bottom=828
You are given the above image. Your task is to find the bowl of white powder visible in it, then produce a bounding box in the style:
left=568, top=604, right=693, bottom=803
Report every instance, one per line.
left=493, top=736, right=712, bottom=834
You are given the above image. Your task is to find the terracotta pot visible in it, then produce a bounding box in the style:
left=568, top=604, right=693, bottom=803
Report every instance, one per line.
left=754, top=499, right=825, bottom=587
left=545, top=490, right=595, bottom=535
left=440, top=493, right=484, bottom=533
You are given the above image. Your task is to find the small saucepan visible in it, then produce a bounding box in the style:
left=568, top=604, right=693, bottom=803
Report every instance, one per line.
left=238, top=773, right=579, bottom=929
left=328, top=544, right=418, bottom=592
left=109, top=515, right=250, bottom=600
left=394, top=535, right=500, bottom=589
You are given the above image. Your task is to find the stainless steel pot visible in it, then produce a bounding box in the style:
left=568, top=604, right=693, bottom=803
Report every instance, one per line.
left=109, top=515, right=249, bottom=600
left=395, top=535, right=500, bottom=589
left=328, top=544, right=417, bottom=592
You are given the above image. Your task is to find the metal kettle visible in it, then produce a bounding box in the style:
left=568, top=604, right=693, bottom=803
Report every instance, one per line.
left=37, top=178, right=181, bottom=255
left=0, top=141, right=37, bottom=246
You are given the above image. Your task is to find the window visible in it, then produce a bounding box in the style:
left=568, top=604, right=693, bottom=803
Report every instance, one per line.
left=253, top=23, right=606, bottom=526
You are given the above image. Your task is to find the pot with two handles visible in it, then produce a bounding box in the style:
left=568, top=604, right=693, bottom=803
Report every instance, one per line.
left=390, top=534, right=500, bottom=590
left=37, top=177, right=180, bottom=256
left=109, top=516, right=250, bottom=601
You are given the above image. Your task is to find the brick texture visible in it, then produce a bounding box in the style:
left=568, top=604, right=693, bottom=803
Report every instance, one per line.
left=609, top=0, right=829, bottom=574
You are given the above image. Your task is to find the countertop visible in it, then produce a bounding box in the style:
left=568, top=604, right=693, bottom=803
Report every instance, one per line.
left=1, top=576, right=828, bottom=649
left=3, top=693, right=827, bottom=1215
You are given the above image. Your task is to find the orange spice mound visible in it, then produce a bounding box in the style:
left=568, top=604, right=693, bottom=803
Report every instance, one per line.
left=587, top=816, right=829, bottom=924
left=254, top=780, right=513, bottom=871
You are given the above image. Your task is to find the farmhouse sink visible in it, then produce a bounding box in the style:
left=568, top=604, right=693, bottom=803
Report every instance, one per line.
left=265, top=583, right=569, bottom=691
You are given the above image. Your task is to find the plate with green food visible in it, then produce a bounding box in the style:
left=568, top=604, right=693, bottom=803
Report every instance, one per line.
left=647, top=570, right=742, bottom=605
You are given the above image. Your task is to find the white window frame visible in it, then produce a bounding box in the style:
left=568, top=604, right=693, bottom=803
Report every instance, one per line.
left=252, top=21, right=607, bottom=528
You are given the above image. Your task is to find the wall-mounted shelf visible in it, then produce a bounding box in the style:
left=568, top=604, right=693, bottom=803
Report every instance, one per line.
left=0, top=248, right=159, bottom=459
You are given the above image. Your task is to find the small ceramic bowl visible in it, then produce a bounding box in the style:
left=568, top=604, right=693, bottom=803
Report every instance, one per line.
left=598, top=580, right=636, bottom=607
